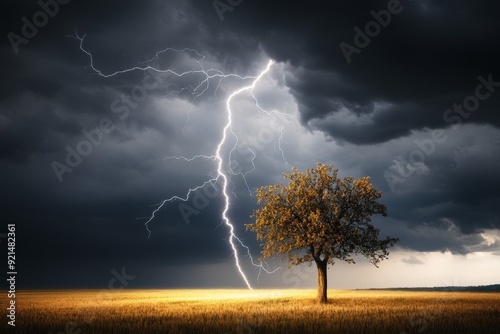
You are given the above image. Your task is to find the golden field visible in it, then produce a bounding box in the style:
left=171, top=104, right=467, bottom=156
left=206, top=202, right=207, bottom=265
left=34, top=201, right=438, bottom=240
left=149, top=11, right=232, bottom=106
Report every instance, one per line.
left=1, top=289, right=499, bottom=333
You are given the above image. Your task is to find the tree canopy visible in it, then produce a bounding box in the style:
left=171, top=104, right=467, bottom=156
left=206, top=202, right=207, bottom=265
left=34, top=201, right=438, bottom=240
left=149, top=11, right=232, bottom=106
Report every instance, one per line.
left=247, top=163, right=398, bottom=302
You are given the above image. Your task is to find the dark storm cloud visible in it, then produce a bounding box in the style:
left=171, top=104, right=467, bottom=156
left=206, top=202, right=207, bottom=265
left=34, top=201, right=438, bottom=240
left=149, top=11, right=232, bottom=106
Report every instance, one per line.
left=189, top=0, right=500, bottom=144
left=1, top=0, right=499, bottom=288
left=379, top=125, right=500, bottom=234
left=0, top=0, right=250, bottom=288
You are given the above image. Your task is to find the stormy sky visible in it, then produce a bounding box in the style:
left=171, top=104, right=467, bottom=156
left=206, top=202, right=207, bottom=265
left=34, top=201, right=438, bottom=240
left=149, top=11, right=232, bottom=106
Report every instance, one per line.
left=1, top=0, right=499, bottom=290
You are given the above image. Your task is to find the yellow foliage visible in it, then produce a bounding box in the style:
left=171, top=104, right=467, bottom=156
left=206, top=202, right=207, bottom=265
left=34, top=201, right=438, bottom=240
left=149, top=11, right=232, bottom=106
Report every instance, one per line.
left=247, top=163, right=398, bottom=267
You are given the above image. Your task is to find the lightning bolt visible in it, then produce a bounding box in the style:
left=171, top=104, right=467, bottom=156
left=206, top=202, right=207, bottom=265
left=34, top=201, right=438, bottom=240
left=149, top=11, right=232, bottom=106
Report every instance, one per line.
left=71, top=33, right=281, bottom=288
left=216, top=60, right=276, bottom=288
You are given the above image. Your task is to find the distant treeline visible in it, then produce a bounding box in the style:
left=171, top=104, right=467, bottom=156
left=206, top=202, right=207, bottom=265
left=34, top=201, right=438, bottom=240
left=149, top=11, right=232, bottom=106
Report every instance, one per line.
left=361, top=284, right=500, bottom=292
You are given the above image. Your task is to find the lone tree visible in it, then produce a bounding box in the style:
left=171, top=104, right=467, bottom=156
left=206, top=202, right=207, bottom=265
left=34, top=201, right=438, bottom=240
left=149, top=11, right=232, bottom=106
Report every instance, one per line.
left=246, top=163, right=398, bottom=303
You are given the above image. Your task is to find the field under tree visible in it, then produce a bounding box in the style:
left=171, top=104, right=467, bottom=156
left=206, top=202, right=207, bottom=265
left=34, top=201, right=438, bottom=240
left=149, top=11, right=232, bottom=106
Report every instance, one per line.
left=1, top=289, right=499, bottom=333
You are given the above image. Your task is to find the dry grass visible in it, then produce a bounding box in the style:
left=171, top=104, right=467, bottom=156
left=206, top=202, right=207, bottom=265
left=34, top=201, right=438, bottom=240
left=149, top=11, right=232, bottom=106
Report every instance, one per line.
left=1, top=289, right=499, bottom=333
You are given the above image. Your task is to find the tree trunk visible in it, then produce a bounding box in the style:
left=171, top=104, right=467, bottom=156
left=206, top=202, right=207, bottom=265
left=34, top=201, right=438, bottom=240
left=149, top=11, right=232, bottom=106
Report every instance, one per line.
left=316, top=260, right=328, bottom=303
